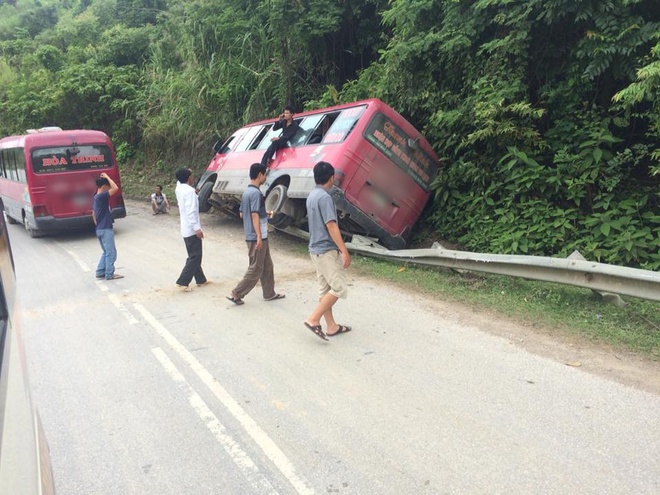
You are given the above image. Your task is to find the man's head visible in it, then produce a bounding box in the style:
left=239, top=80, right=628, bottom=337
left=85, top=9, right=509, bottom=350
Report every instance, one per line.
left=249, top=163, right=268, bottom=184
left=96, top=176, right=110, bottom=190
left=155, top=185, right=163, bottom=194
left=313, top=161, right=335, bottom=186
left=283, top=105, right=295, bottom=121
left=175, top=168, right=192, bottom=184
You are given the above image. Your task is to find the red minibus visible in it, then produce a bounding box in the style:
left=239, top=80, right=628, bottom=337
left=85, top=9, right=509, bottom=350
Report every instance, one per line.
left=197, top=99, right=439, bottom=250
left=0, top=127, right=126, bottom=237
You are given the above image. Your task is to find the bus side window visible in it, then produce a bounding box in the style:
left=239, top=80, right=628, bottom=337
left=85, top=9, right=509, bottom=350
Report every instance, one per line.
left=6, top=148, right=17, bottom=182
left=307, top=113, right=339, bottom=145
left=0, top=150, right=5, bottom=178
left=251, top=124, right=276, bottom=150
left=290, top=115, right=322, bottom=147
left=14, top=149, right=26, bottom=183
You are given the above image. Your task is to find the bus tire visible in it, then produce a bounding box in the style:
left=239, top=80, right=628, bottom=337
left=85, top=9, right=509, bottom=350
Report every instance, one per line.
left=198, top=181, right=214, bottom=213
left=266, top=185, right=293, bottom=229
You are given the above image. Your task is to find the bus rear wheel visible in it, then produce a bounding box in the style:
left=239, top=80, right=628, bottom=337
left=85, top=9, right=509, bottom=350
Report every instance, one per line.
left=198, top=181, right=214, bottom=213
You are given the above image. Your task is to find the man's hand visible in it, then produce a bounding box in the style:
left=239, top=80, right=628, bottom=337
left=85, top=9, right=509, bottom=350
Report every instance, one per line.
left=270, top=136, right=279, bottom=142
left=255, top=238, right=263, bottom=250
left=341, top=250, right=351, bottom=269
left=99, top=172, right=109, bottom=179
left=195, top=229, right=204, bottom=239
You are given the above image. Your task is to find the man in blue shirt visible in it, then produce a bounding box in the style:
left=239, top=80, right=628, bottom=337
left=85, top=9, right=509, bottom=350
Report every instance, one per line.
left=93, top=173, right=123, bottom=280
left=227, top=163, right=285, bottom=305
left=303, top=161, right=352, bottom=340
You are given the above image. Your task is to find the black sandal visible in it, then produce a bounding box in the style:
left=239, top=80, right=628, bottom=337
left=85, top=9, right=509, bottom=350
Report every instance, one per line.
left=304, top=322, right=328, bottom=341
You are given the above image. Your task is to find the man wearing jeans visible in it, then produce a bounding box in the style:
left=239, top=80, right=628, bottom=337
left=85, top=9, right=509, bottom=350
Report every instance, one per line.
left=93, top=173, right=123, bottom=280
left=175, top=168, right=208, bottom=291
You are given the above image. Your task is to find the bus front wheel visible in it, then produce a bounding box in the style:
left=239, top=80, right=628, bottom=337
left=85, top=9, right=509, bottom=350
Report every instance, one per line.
left=266, top=185, right=293, bottom=229
left=198, top=181, right=214, bottom=213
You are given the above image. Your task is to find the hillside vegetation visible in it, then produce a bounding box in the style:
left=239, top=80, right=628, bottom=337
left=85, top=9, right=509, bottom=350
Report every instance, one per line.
left=0, top=0, right=658, bottom=268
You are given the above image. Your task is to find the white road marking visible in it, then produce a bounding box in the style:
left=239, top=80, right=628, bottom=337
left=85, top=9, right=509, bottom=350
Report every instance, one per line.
left=65, top=249, right=91, bottom=272
left=108, top=293, right=138, bottom=325
left=135, top=303, right=315, bottom=495
left=151, top=347, right=279, bottom=495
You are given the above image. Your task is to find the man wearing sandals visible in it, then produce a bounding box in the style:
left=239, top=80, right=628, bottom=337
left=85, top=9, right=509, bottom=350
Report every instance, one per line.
left=227, top=163, right=285, bottom=305
left=303, top=161, right=352, bottom=340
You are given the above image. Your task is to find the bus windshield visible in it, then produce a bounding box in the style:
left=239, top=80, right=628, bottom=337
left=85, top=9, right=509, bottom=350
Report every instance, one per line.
left=31, top=145, right=114, bottom=174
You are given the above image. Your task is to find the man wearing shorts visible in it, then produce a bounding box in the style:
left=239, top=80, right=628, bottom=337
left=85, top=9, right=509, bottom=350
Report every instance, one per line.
left=303, top=161, right=352, bottom=340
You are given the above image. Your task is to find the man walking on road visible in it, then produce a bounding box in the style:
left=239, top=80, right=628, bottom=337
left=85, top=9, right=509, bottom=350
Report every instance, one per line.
left=227, top=163, right=285, bottom=305
left=93, top=173, right=123, bottom=280
left=175, top=168, right=208, bottom=291
left=303, top=161, right=352, bottom=340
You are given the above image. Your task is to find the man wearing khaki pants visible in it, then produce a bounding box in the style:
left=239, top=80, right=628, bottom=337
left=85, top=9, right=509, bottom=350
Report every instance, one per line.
left=303, top=161, right=352, bottom=341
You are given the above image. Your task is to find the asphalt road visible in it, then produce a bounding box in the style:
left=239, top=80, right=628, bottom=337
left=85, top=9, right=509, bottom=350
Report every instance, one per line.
left=15, top=199, right=660, bottom=494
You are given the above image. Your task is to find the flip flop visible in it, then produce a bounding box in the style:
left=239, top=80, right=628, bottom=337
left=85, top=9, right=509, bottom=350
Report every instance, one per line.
left=226, top=295, right=244, bottom=305
left=265, top=293, right=285, bottom=301
left=304, top=322, right=328, bottom=341
left=327, top=325, right=352, bottom=337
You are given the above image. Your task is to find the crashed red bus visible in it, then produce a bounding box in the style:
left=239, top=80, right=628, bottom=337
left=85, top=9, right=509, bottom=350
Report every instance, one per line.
left=197, top=99, right=439, bottom=250
left=0, top=127, right=126, bottom=238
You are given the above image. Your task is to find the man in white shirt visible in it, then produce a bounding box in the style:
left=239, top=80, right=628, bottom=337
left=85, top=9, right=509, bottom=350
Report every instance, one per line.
left=175, top=168, right=208, bottom=291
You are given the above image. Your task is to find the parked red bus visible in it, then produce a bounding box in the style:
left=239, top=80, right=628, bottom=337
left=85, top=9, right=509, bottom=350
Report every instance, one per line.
left=197, top=99, right=439, bottom=250
left=0, top=127, right=126, bottom=238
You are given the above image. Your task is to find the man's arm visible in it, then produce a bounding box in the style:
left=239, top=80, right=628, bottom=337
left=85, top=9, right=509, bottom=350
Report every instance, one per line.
left=251, top=212, right=263, bottom=250
left=100, top=173, right=119, bottom=196
left=326, top=221, right=350, bottom=268
left=183, top=190, right=203, bottom=238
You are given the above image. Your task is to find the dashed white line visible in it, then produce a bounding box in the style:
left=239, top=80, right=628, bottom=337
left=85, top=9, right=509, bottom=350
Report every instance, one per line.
left=107, top=293, right=138, bottom=325
left=135, top=303, right=315, bottom=495
left=65, top=249, right=91, bottom=272
left=151, top=347, right=279, bottom=495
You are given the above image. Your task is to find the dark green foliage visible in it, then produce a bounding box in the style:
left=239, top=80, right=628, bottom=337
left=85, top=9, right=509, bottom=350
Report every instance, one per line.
left=0, top=0, right=657, bottom=269
left=327, top=0, right=659, bottom=269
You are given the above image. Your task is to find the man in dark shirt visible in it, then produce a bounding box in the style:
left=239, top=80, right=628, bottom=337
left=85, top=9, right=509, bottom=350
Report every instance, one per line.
left=260, top=105, right=299, bottom=167
left=93, top=173, right=123, bottom=280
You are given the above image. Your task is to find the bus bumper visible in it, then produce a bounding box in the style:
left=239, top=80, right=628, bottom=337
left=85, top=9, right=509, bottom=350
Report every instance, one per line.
left=32, top=207, right=127, bottom=231
left=330, top=187, right=408, bottom=251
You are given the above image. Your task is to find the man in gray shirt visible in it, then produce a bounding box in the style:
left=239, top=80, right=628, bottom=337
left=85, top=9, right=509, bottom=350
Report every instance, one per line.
left=227, top=163, right=285, bottom=305
left=303, top=161, right=352, bottom=340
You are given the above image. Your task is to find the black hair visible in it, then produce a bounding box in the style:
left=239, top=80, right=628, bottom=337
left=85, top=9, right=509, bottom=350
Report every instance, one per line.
left=249, top=162, right=267, bottom=179
left=313, top=161, right=334, bottom=185
left=175, top=168, right=192, bottom=183
left=156, top=184, right=163, bottom=190
left=96, top=177, right=110, bottom=188
left=283, top=105, right=295, bottom=114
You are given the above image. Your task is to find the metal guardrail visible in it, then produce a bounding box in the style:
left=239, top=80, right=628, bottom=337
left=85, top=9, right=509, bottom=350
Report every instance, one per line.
left=345, top=235, right=660, bottom=303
